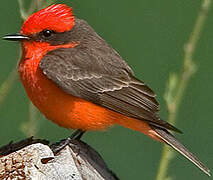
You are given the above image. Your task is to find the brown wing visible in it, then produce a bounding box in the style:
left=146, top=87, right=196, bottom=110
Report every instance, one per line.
left=40, top=45, right=180, bottom=133
left=39, top=18, right=212, bottom=175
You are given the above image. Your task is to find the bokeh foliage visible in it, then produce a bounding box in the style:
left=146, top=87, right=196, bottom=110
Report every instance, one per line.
left=0, top=1, right=212, bottom=179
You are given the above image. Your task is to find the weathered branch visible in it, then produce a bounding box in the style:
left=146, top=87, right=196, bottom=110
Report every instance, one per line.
left=0, top=138, right=118, bottom=180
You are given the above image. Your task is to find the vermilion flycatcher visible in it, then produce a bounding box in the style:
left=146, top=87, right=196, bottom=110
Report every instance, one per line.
left=3, top=4, right=210, bottom=176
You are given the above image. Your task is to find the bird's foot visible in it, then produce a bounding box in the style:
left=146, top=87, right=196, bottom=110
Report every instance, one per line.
left=70, top=129, right=85, bottom=140
left=50, top=129, right=85, bottom=154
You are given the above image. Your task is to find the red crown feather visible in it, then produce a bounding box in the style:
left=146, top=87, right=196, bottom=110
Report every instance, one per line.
left=21, top=4, right=75, bottom=35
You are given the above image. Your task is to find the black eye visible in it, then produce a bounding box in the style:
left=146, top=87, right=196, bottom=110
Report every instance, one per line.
left=42, top=30, right=54, bottom=37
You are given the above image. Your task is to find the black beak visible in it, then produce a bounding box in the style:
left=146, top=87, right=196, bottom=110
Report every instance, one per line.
left=2, top=33, right=30, bottom=41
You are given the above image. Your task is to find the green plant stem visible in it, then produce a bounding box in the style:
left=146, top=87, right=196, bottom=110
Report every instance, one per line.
left=28, top=102, right=38, bottom=136
left=0, top=67, right=17, bottom=108
left=17, top=0, right=28, bottom=20
left=18, top=0, right=52, bottom=20
left=155, top=0, right=212, bottom=180
left=21, top=102, right=38, bottom=136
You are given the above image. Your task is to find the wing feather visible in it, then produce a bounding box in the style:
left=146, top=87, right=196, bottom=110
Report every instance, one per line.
left=40, top=35, right=180, bottom=132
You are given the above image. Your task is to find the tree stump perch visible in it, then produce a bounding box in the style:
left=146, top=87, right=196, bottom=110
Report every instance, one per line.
left=0, top=138, right=119, bottom=180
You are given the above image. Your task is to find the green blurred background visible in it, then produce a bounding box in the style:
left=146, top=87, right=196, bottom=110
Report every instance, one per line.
left=0, top=0, right=212, bottom=179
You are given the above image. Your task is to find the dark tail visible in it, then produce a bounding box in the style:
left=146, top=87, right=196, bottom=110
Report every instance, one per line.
left=152, top=126, right=211, bottom=176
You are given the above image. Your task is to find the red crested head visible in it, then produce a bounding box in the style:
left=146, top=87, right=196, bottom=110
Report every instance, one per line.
left=21, top=4, right=74, bottom=35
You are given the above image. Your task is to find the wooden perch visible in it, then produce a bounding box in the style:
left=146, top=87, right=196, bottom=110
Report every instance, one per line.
left=0, top=137, right=119, bottom=180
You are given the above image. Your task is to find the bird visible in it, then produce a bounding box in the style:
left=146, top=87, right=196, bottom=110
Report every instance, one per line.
left=3, top=4, right=210, bottom=176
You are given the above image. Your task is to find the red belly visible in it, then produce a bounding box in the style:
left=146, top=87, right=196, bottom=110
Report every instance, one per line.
left=18, top=45, right=161, bottom=141
left=20, top=64, right=117, bottom=130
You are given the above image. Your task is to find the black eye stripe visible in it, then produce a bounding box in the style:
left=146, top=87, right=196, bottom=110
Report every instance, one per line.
left=36, top=29, right=72, bottom=45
